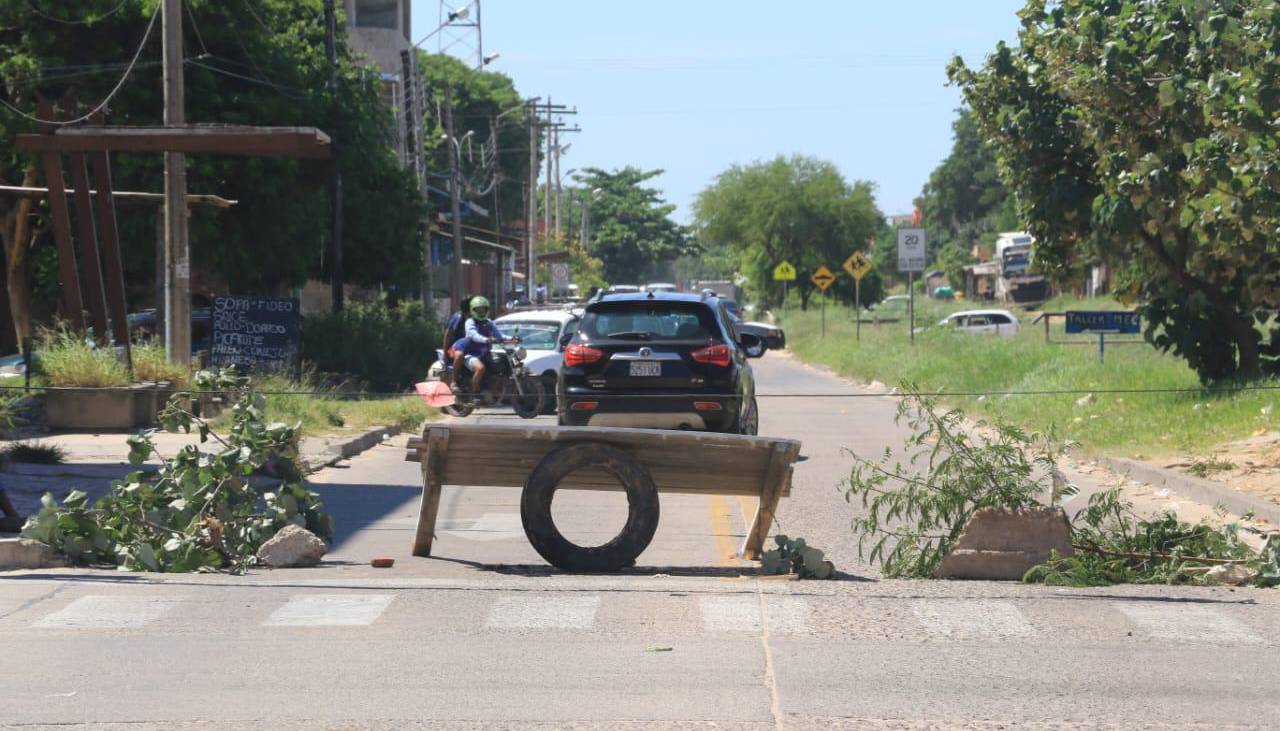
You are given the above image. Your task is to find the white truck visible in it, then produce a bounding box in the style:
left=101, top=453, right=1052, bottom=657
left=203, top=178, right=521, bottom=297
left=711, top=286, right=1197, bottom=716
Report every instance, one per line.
left=995, top=232, right=1050, bottom=306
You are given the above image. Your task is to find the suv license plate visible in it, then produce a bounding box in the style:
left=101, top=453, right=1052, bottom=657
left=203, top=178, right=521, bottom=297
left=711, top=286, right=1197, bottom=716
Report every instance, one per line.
left=629, top=361, right=661, bottom=377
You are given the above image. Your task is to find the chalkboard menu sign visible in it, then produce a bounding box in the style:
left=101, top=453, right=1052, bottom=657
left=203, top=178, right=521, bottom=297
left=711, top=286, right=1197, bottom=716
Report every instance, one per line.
left=210, top=296, right=301, bottom=373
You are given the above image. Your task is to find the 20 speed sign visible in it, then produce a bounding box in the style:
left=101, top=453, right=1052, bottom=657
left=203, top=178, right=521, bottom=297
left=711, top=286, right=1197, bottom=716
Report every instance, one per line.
left=897, top=228, right=926, bottom=273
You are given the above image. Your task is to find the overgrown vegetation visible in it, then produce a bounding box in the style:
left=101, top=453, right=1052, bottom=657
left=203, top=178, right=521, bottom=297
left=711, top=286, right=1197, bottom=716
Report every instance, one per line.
left=224, top=370, right=431, bottom=435
left=1026, top=489, right=1280, bottom=587
left=784, top=302, right=1278, bottom=457
left=842, top=385, right=1279, bottom=586
left=22, top=370, right=332, bottom=573
left=301, top=301, right=441, bottom=393
left=131, top=342, right=190, bottom=388
left=35, top=328, right=128, bottom=388
left=2, top=440, right=65, bottom=465
left=842, top=386, right=1069, bottom=578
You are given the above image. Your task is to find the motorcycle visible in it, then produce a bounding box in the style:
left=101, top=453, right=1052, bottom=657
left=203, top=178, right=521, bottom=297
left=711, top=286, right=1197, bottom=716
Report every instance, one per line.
left=427, top=339, right=545, bottom=419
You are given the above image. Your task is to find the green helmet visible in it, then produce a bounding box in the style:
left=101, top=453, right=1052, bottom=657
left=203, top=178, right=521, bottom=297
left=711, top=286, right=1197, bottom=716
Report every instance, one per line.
left=470, top=296, right=491, bottom=320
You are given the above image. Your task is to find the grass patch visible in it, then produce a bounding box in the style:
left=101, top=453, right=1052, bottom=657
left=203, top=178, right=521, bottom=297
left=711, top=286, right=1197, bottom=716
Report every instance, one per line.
left=780, top=297, right=1278, bottom=457
left=131, top=342, right=191, bottom=388
left=36, top=329, right=129, bottom=388
left=3, top=441, right=67, bottom=464
left=215, top=373, right=433, bottom=436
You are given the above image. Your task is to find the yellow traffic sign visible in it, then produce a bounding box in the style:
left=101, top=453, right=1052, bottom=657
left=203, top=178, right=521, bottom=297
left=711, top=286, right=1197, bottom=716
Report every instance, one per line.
left=843, top=251, right=873, bottom=281
left=811, top=265, right=837, bottom=292
left=773, top=261, right=797, bottom=281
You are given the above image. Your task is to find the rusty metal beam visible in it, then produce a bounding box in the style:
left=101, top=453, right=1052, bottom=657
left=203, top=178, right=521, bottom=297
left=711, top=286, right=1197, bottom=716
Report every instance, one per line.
left=89, top=151, right=133, bottom=357
left=35, top=101, right=85, bottom=331
left=67, top=153, right=111, bottom=342
left=16, top=125, right=332, bottom=159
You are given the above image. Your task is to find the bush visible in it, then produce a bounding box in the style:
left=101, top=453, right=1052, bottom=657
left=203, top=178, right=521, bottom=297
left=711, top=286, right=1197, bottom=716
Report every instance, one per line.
left=3, top=441, right=66, bottom=465
left=131, top=342, right=190, bottom=388
left=36, top=328, right=129, bottom=388
left=301, top=301, right=442, bottom=392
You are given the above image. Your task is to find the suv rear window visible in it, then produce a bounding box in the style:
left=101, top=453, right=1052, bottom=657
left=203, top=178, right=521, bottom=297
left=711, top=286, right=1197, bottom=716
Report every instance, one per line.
left=581, top=301, right=720, bottom=342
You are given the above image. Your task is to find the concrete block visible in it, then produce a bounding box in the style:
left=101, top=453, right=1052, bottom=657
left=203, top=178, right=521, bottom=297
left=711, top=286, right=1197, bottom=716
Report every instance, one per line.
left=0, top=538, right=67, bottom=570
left=45, top=388, right=135, bottom=430
left=935, top=506, right=1073, bottom=581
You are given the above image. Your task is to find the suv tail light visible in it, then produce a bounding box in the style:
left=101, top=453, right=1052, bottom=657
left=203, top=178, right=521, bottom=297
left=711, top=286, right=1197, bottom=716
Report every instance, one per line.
left=691, top=344, right=731, bottom=367
left=564, top=343, right=604, bottom=367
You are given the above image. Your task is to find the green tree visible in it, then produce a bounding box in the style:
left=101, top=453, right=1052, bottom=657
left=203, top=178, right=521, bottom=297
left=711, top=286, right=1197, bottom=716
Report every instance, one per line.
left=573, top=167, right=690, bottom=284
left=694, top=155, right=882, bottom=310
left=416, top=52, right=533, bottom=230
left=0, top=0, right=425, bottom=333
left=951, top=0, right=1280, bottom=380
left=918, top=108, right=1007, bottom=240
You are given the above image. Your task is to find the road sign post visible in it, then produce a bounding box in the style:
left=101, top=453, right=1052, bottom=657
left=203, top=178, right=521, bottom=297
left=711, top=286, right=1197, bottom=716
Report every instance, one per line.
left=897, top=228, right=926, bottom=345
left=843, top=251, right=872, bottom=342
left=811, top=265, right=836, bottom=339
left=773, top=260, right=796, bottom=316
left=1065, top=310, right=1140, bottom=364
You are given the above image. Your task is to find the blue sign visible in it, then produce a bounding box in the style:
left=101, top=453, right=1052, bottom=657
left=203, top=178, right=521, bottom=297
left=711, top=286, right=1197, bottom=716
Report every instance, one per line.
left=1065, top=310, right=1140, bottom=335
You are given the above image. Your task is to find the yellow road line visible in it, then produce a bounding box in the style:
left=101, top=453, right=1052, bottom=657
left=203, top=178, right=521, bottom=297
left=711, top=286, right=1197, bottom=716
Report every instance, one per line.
left=707, top=494, right=741, bottom=566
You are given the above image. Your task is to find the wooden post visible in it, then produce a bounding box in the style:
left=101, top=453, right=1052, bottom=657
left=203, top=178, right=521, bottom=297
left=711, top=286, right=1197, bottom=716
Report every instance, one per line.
left=412, top=427, right=450, bottom=557
left=88, top=150, right=134, bottom=361
left=740, top=442, right=792, bottom=560
left=67, top=153, right=110, bottom=342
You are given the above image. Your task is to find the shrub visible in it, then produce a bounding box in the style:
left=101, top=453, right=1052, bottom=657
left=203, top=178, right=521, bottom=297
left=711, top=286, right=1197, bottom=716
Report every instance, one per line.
left=301, top=301, right=442, bottom=392
left=3, top=441, right=66, bottom=465
left=131, top=342, right=190, bottom=387
left=36, top=328, right=129, bottom=388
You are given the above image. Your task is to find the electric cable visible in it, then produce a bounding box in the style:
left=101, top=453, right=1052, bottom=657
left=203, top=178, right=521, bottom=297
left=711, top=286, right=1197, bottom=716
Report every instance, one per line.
left=0, top=4, right=160, bottom=126
left=26, top=0, right=130, bottom=26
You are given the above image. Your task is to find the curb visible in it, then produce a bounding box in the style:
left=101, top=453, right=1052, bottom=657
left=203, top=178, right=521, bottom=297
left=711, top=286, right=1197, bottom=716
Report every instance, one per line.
left=0, top=537, right=68, bottom=570
left=304, top=425, right=402, bottom=471
left=1095, top=455, right=1280, bottom=527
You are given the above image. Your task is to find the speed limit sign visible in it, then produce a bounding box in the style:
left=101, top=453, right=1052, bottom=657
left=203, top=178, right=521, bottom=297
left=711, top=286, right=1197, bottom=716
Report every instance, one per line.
left=897, top=228, right=926, bottom=273
left=551, top=262, right=571, bottom=290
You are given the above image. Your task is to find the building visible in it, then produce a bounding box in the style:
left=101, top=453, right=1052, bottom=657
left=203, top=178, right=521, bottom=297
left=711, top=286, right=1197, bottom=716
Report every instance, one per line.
left=343, top=0, right=413, bottom=161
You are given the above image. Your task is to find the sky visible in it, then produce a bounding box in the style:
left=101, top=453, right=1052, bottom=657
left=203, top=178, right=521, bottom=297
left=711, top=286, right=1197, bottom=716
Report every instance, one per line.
left=410, top=1, right=1026, bottom=223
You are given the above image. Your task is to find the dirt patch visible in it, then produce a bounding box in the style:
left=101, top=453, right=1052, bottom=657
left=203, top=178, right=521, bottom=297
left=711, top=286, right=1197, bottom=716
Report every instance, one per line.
left=1159, top=431, right=1280, bottom=507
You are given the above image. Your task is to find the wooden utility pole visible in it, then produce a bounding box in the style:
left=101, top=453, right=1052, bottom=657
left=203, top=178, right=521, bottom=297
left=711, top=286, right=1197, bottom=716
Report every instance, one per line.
left=543, top=100, right=553, bottom=252
left=445, top=88, right=464, bottom=309
left=324, top=0, right=344, bottom=311
left=162, top=0, right=190, bottom=365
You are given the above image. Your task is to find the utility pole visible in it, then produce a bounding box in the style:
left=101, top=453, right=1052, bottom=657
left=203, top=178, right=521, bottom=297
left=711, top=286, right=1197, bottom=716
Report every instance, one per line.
left=445, top=88, right=465, bottom=310
left=525, top=99, right=539, bottom=294
left=162, top=0, right=189, bottom=366
left=553, top=126, right=562, bottom=240
left=324, top=0, right=344, bottom=311
left=543, top=100, right=554, bottom=248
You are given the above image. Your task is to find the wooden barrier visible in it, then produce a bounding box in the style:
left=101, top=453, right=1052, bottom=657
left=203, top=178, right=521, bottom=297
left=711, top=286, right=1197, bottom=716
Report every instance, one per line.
left=405, top=423, right=802, bottom=563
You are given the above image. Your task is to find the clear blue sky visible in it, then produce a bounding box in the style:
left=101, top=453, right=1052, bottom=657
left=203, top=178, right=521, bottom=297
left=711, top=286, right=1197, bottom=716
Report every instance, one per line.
left=410, top=1, right=1025, bottom=222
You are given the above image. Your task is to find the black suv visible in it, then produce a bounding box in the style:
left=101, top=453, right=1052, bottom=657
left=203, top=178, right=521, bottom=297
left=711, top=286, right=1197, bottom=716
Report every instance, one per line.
left=557, top=291, right=763, bottom=433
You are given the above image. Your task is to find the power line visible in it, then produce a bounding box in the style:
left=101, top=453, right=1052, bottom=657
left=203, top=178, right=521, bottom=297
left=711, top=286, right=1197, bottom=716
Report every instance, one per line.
left=183, top=0, right=211, bottom=59
left=0, top=3, right=160, bottom=125
left=185, top=58, right=309, bottom=100
left=26, top=0, right=130, bottom=26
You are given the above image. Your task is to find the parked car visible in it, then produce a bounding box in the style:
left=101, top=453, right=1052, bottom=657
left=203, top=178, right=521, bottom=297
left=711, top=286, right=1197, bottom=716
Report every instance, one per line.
left=642, top=282, right=678, bottom=294
left=494, top=309, right=581, bottom=413
left=557, top=291, right=764, bottom=433
left=127, top=308, right=213, bottom=352
left=926, top=308, right=1021, bottom=337
left=714, top=297, right=784, bottom=351
left=606, top=284, right=641, bottom=294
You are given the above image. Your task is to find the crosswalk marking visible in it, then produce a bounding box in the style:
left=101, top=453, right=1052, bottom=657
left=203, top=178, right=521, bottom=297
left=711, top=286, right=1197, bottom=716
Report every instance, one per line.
left=913, top=600, right=1033, bottom=640
left=485, top=594, right=600, bottom=629
left=264, top=594, right=395, bottom=627
left=699, top=595, right=811, bottom=633
left=1117, top=602, right=1263, bottom=645
left=33, top=595, right=180, bottom=629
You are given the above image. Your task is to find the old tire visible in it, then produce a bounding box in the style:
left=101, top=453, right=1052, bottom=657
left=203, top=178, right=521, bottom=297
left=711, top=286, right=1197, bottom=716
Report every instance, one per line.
left=520, top=442, right=660, bottom=572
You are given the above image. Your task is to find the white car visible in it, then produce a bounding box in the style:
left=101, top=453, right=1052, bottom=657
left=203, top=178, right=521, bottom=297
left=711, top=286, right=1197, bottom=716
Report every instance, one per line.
left=495, top=309, right=582, bottom=410
left=934, top=309, right=1021, bottom=337
left=642, top=283, right=678, bottom=293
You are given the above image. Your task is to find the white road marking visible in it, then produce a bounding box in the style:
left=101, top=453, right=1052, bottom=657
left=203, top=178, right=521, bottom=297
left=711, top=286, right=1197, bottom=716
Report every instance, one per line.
left=912, top=600, right=1034, bottom=640
left=700, top=595, right=811, bottom=633
left=264, top=594, right=395, bottom=627
left=1117, top=602, right=1262, bottom=645
left=485, top=594, right=599, bottom=629
left=33, top=595, right=180, bottom=629
left=440, top=512, right=525, bottom=542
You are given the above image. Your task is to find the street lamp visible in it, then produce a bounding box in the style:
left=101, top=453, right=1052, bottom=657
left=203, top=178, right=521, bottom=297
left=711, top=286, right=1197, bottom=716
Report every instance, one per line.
left=412, top=5, right=471, bottom=49
left=481, top=52, right=501, bottom=67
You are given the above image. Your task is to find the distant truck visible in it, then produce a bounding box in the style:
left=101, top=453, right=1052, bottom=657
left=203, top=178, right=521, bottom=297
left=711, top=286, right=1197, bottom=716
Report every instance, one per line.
left=995, top=232, right=1050, bottom=306
left=691, top=279, right=736, bottom=300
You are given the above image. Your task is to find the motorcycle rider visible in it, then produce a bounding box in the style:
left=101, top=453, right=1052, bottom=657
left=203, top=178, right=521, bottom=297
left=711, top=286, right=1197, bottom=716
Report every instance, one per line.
left=440, top=294, right=475, bottom=383
left=451, top=296, right=506, bottom=395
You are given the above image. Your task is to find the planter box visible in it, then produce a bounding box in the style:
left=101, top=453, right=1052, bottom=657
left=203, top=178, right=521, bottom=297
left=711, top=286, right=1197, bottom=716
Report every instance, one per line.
left=45, top=387, right=135, bottom=431
left=132, top=382, right=178, bottom=427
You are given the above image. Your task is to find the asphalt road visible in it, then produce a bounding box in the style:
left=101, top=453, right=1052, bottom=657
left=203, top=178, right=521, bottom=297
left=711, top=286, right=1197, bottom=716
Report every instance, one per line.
left=2, top=352, right=1278, bottom=730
